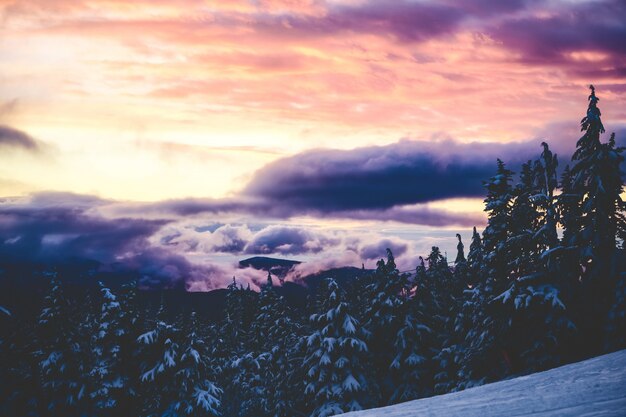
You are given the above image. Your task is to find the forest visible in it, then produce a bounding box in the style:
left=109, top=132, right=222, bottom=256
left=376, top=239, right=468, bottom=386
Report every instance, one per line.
left=0, top=86, right=624, bottom=417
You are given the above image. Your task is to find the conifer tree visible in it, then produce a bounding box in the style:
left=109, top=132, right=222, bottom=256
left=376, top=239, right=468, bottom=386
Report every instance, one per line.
left=90, top=283, right=126, bottom=415
left=303, top=278, right=372, bottom=417
left=460, top=161, right=515, bottom=385
left=136, top=302, right=180, bottom=416
left=36, top=277, right=89, bottom=416
left=362, top=249, right=405, bottom=401
left=168, top=312, right=222, bottom=417
left=454, top=234, right=466, bottom=265
left=466, top=227, right=484, bottom=286
left=569, top=86, right=626, bottom=352
left=482, top=159, right=515, bottom=287
left=254, top=272, right=301, bottom=417
left=496, top=144, right=576, bottom=372
left=390, top=256, right=437, bottom=402
left=117, top=279, right=143, bottom=414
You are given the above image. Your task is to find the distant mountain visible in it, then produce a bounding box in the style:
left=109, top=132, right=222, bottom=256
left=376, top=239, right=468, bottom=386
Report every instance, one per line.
left=238, top=256, right=301, bottom=278
left=0, top=259, right=372, bottom=324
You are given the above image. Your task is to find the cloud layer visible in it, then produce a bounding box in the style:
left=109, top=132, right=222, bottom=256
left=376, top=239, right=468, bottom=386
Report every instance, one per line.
left=0, top=125, right=41, bottom=152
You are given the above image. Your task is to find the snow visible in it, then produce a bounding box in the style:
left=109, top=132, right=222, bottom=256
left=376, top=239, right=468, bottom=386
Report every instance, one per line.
left=343, top=349, right=626, bottom=417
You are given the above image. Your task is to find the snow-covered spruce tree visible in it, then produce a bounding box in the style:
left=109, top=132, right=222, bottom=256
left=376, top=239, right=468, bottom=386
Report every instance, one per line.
left=390, top=259, right=437, bottom=403
left=460, top=160, right=515, bottom=386
left=496, top=144, right=577, bottom=373
left=136, top=302, right=180, bottom=417
left=568, top=86, right=625, bottom=352
left=90, top=283, right=127, bottom=415
left=482, top=159, right=515, bottom=287
left=116, top=279, right=143, bottom=414
left=220, top=278, right=256, bottom=356
left=253, top=272, right=302, bottom=417
left=161, top=311, right=222, bottom=417
left=425, top=246, right=459, bottom=320
left=362, top=249, right=406, bottom=402
left=303, top=278, right=373, bottom=417
left=36, top=277, right=90, bottom=416
left=506, top=160, right=542, bottom=282
left=230, top=273, right=290, bottom=417
left=229, top=350, right=267, bottom=417
left=219, top=277, right=259, bottom=417
left=421, top=246, right=463, bottom=394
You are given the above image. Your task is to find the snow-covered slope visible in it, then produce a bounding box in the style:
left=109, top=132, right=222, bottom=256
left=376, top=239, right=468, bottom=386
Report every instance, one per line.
left=344, top=349, right=626, bottom=417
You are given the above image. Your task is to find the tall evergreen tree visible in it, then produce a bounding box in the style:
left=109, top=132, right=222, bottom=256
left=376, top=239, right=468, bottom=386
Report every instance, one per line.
left=467, top=227, right=484, bottom=286
left=168, top=312, right=222, bottom=417
left=569, top=86, right=626, bottom=353
left=496, top=144, right=576, bottom=372
left=136, top=302, right=180, bottom=416
left=362, top=249, right=405, bottom=402
left=255, top=272, right=301, bottom=417
left=390, top=252, right=438, bottom=402
left=303, top=278, right=373, bottom=417
left=90, top=283, right=126, bottom=415
left=36, top=277, right=89, bottom=416
left=460, top=160, right=515, bottom=385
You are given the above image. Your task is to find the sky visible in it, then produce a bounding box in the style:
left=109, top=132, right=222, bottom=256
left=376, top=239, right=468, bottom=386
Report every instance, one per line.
left=1, top=0, right=625, bottom=290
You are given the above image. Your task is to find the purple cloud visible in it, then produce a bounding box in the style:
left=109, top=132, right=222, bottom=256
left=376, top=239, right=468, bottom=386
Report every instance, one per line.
left=249, top=0, right=466, bottom=43
left=243, top=138, right=553, bottom=211
left=0, top=124, right=41, bottom=152
left=486, top=0, right=626, bottom=77
left=243, top=225, right=339, bottom=255
left=360, top=238, right=408, bottom=260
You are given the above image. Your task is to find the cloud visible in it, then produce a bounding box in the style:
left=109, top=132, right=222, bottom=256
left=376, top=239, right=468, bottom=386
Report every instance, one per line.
left=243, top=225, right=339, bottom=255
left=156, top=223, right=254, bottom=254
left=0, top=199, right=166, bottom=264
left=243, top=137, right=560, bottom=211
left=0, top=125, right=42, bottom=152
left=486, top=0, right=626, bottom=78
left=359, top=238, right=408, bottom=260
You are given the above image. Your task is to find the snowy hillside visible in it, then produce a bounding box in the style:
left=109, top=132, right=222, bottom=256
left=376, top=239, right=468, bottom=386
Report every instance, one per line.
left=344, top=349, right=626, bottom=417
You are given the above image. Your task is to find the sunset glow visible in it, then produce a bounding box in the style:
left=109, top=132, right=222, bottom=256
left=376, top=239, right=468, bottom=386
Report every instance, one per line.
left=1, top=0, right=625, bottom=289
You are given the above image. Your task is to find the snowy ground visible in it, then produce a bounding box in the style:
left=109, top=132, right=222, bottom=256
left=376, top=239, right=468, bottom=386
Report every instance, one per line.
left=345, top=349, right=626, bottom=417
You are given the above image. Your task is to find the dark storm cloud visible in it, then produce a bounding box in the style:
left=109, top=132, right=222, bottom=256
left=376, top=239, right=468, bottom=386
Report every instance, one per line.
left=360, top=238, right=408, bottom=260
left=0, top=124, right=41, bottom=152
left=0, top=202, right=166, bottom=263
left=0, top=197, right=204, bottom=289
left=243, top=138, right=552, bottom=211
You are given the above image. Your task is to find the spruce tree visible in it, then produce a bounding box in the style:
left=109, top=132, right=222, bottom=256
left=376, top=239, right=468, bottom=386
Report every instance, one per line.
left=136, top=302, right=180, bottom=416
left=36, top=277, right=90, bottom=416
left=461, top=160, right=515, bottom=385
left=254, top=272, right=301, bottom=417
left=569, top=86, right=626, bottom=353
left=362, top=249, right=405, bottom=402
left=466, top=227, right=484, bottom=286
left=303, top=278, right=372, bottom=417
left=496, top=144, right=576, bottom=372
left=90, top=283, right=126, bottom=415
left=168, top=312, right=222, bottom=417
left=390, top=254, right=438, bottom=402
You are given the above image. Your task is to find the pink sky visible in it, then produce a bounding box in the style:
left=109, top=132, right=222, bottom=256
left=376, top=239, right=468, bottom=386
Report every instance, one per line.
left=0, top=0, right=625, bottom=289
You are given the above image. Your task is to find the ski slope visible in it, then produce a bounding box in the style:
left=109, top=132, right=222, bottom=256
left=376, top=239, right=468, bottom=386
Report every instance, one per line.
left=344, top=349, right=626, bottom=417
